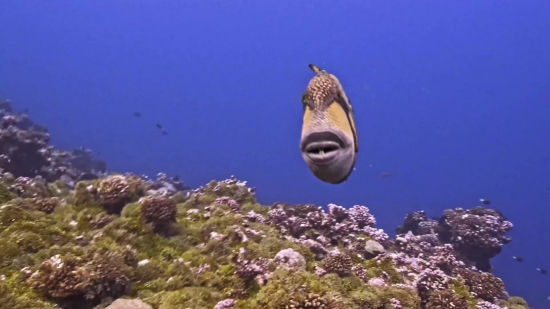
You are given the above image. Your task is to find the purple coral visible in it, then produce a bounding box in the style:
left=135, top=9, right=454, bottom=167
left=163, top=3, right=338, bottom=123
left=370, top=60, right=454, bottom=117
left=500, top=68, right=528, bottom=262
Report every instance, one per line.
left=414, top=268, right=451, bottom=296
left=362, top=226, right=389, bottom=242
left=215, top=196, right=240, bottom=212
left=0, top=101, right=107, bottom=183
left=267, top=208, right=287, bottom=224
left=245, top=210, right=265, bottom=223
left=214, top=299, right=236, bottom=309
left=476, top=301, right=508, bottom=309
left=396, top=206, right=513, bottom=272
left=328, top=203, right=348, bottom=221
left=390, top=298, right=403, bottom=309
left=439, top=207, right=513, bottom=271
left=348, top=205, right=376, bottom=228
left=233, top=250, right=272, bottom=286
left=367, top=277, right=386, bottom=286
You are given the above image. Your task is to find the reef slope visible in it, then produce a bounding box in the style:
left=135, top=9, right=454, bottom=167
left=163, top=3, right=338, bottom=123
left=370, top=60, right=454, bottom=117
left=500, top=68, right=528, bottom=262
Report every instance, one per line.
left=0, top=98, right=529, bottom=309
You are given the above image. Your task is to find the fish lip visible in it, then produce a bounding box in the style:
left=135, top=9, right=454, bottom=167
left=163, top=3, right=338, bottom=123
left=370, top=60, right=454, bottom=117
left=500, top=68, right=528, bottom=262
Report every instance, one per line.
left=303, top=141, right=341, bottom=164
left=300, top=129, right=356, bottom=184
left=300, top=131, right=346, bottom=165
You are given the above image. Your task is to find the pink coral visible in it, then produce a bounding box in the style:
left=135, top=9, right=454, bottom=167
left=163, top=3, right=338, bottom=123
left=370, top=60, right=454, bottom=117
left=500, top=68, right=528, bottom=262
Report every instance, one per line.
left=476, top=301, right=508, bottom=309
left=367, top=277, right=386, bottom=286
left=390, top=298, right=403, bottom=309
left=215, top=196, right=240, bottom=212
left=348, top=205, right=376, bottom=228
left=214, top=299, right=236, bottom=309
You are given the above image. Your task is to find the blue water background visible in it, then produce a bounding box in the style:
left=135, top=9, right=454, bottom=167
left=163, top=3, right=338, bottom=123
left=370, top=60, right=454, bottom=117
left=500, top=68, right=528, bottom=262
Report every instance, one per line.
left=1, top=1, right=549, bottom=307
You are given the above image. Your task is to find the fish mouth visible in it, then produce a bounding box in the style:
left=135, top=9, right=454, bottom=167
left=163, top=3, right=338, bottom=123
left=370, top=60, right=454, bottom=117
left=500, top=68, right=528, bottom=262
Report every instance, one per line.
left=300, top=130, right=356, bottom=184
left=302, top=133, right=344, bottom=165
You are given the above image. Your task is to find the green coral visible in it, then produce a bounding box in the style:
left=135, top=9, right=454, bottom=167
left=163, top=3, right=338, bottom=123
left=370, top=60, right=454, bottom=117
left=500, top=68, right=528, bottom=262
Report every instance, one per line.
left=362, top=256, right=403, bottom=284
left=0, top=177, right=528, bottom=309
left=450, top=279, right=477, bottom=309
left=72, top=180, right=99, bottom=207
left=0, top=182, right=16, bottom=204
left=500, top=296, right=529, bottom=309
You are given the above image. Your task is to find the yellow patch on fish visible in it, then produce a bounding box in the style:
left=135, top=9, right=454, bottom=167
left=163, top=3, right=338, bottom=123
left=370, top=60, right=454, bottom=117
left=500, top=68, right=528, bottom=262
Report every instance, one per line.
left=326, top=101, right=356, bottom=144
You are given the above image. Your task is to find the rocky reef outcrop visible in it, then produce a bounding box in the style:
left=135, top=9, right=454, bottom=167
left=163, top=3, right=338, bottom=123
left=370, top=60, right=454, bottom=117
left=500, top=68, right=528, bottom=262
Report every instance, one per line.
left=0, top=97, right=530, bottom=309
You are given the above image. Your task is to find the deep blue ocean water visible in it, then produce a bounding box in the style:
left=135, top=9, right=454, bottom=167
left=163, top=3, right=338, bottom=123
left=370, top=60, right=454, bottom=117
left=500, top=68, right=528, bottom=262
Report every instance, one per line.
left=1, top=1, right=549, bottom=307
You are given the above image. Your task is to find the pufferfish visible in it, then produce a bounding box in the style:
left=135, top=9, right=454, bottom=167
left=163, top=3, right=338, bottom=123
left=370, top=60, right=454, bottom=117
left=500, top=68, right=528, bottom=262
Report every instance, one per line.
left=300, top=64, right=358, bottom=184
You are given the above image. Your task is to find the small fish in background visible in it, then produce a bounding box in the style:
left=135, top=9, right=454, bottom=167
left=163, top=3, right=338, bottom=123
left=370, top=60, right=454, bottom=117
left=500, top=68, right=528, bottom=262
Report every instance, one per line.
left=156, top=123, right=163, bottom=129
left=512, top=256, right=523, bottom=262
left=480, top=198, right=491, bottom=205
left=300, top=64, right=358, bottom=184
left=133, top=112, right=142, bottom=117
left=161, top=130, right=168, bottom=136
left=16, top=108, right=30, bottom=116
left=378, top=172, right=393, bottom=179
left=59, top=174, right=77, bottom=189
left=536, top=268, right=547, bottom=275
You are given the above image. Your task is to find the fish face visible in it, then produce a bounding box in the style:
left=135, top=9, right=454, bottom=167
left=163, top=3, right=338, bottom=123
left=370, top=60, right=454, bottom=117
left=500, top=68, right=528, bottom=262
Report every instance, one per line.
left=301, top=128, right=356, bottom=184
left=300, top=64, right=358, bottom=184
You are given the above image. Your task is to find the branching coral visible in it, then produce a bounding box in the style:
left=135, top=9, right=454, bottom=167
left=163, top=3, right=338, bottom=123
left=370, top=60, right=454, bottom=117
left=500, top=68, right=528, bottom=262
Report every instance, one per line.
left=32, top=197, right=60, bottom=213
left=284, top=292, right=336, bottom=309
left=414, top=267, right=451, bottom=304
left=29, top=250, right=131, bottom=302
left=97, top=175, right=134, bottom=213
left=140, top=195, right=177, bottom=231
left=439, top=207, right=513, bottom=271
left=29, top=254, right=91, bottom=299
left=425, top=289, right=469, bottom=309
left=395, top=205, right=513, bottom=273
left=453, top=268, right=506, bottom=302
left=190, top=176, right=256, bottom=206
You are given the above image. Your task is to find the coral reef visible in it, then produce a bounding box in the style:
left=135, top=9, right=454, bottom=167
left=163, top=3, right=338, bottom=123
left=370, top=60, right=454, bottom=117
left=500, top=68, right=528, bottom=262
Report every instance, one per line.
left=0, top=98, right=530, bottom=309
left=0, top=99, right=107, bottom=183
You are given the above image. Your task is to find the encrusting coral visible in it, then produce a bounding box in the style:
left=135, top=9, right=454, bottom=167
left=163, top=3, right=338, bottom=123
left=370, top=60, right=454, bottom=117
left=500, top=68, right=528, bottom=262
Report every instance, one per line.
left=0, top=98, right=532, bottom=309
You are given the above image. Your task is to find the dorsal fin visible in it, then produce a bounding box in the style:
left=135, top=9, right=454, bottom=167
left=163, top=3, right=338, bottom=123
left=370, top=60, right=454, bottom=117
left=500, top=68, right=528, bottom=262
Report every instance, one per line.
left=308, top=64, right=324, bottom=73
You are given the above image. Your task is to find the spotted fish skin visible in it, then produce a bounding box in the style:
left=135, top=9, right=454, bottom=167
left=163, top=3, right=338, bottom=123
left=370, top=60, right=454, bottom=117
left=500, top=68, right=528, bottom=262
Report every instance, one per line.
left=300, top=64, right=358, bottom=184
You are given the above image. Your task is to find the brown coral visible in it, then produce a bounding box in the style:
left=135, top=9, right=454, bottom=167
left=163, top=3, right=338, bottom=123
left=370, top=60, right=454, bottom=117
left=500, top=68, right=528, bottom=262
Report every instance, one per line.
left=29, top=254, right=91, bottom=299
left=34, top=197, right=60, bottom=213
left=425, top=290, right=469, bottom=309
left=29, top=251, right=131, bottom=301
left=321, top=252, right=353, bottom=276
left=85, top=251, right=132, bottom=299
left=453, top=268, right=506, bottom=301
left=140, top=195, right=177, bottom=230
left=284, top=293, right=330, bottom=309
left=97, top=175, right=133, bottom=213
left=215, top=196, right=240, bottom=212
